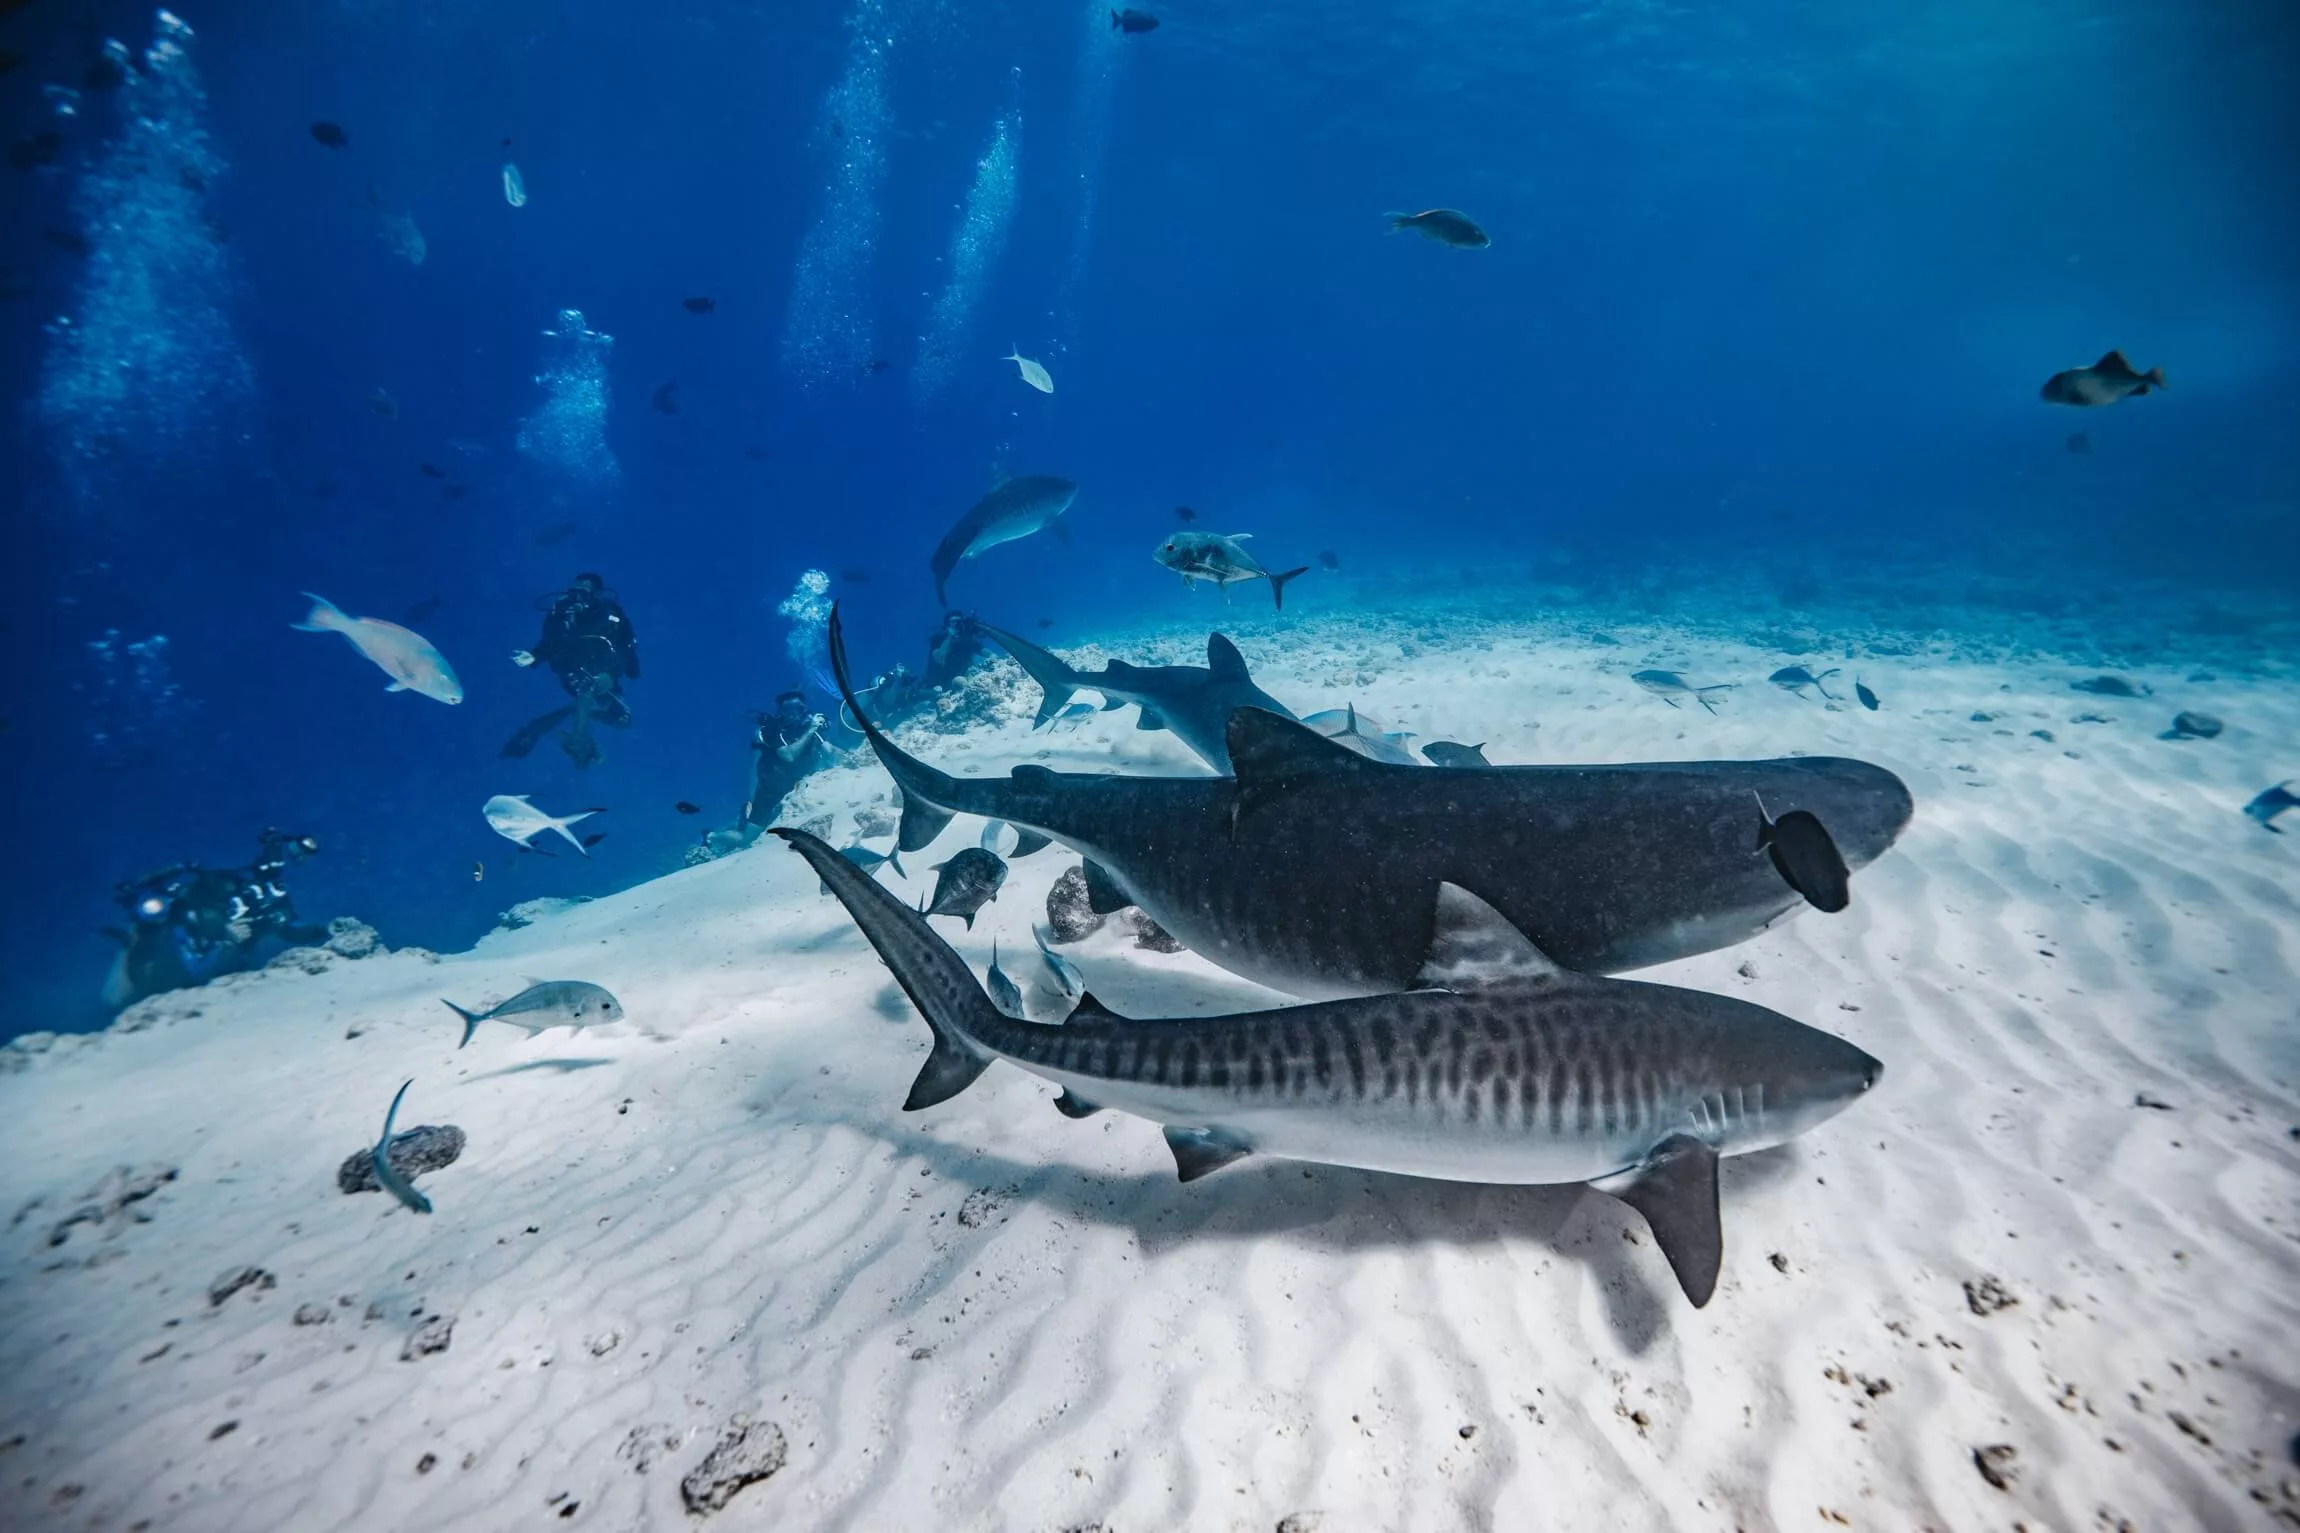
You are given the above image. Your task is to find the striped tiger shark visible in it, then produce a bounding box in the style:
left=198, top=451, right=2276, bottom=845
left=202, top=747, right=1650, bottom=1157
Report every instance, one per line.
left=828, top=608, right=1913, bottom=998
left=977, top=622, right=1295, bottom=774
left=779, top=827, right=1883, bottom=1307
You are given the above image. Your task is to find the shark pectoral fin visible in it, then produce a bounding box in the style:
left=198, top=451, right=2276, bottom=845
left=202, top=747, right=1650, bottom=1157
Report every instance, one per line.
left=1053, top=1089, right=1104, bottom=1119
left=1592, top=1133, right=1722, bottom=1308
left=1009, top=829, right=1052, bottom=858
left=1081, top=859, right=1133, bottom=915
left=1414, top=883, right=1568, bottom=989
left=1163, top=1125, right=1253, bottom=1182
left=904, top=1032, right=992, bottom=1112
left=896, top=784, right=956, bottom=854
left=1134, top=707, right=1166, bottom=732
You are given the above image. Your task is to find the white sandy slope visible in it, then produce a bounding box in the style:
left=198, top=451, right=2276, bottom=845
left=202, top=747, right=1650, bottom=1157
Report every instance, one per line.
left=4, top=611, right=2299, bottom=1533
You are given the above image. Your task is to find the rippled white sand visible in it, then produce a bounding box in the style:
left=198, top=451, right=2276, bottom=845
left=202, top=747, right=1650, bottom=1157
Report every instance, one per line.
left=4, top=613, right=2297, bottom=1531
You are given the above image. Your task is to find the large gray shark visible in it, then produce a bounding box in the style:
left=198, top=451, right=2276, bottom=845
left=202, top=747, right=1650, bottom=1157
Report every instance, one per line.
left=828, top=608, right=1914, bottom=999
left=779, top=827, right=1883, bottom=1307
left=931, top=476, right=1080, bottom=606
left=978, top=623, right=1295, bottom=774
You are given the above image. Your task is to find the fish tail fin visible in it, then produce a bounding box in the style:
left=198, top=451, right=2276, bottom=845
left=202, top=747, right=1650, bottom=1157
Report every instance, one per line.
left=292, top=593, right=347, bottom=633
left=1383, top=212, right=1415, bottom=233
left=829, top=604, right=969, bottom=852
left=442, top=999, right=486, bottom=1049
left=980, top=624, right=1085, bottom=727
left=2146, top=366, right=2166, bottom=390
left=886, top=848, right=907, bottom=881
left=1268, top=566, right=1309, bottom=610
left=1110, top=9, right=1120, bottom=28
left=774, top=828, right=1000, bottom=1110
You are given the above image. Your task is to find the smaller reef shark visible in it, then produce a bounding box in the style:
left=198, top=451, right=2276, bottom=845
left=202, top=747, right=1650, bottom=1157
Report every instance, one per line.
left=979, top=623, right=1295, bottom=774
left=781, top=827, right=1882, bottom=1308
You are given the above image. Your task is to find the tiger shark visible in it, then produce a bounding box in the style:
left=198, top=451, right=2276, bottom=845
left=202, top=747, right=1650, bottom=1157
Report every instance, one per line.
left=780, top=827, right=1884, bottom=1308
left=829, top=607, right=1914, bottom=999
left=978, top=623, right=1295, bottom=774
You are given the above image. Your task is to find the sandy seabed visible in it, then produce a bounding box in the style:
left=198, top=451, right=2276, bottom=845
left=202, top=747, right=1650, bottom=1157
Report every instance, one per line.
left=4, top=605, right=2298, bottom=1532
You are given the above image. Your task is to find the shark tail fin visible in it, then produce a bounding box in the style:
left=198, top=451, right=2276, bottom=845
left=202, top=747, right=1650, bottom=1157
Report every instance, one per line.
left=442, top=999, right=486, bottom=1049
left=980, top=624, right=1087, bottom=728
left=773, top=828, right=999, bottom=1110
left=1268, top=566, right=1310, bottom=611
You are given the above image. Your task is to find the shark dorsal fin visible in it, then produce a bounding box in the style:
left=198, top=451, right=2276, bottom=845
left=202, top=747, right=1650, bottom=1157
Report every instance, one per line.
left=1415, top=882, right=1567, bottom=990
left=1205, top=633, right=1249, bottom=682
left=1226, top=707, right=1381, bottom=784
left=1066, top=990, right=1126, bottom=1024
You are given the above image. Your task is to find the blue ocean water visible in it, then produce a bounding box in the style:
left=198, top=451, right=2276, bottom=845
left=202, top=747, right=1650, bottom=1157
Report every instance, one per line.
left=1, top=0, right=2295, bottom=1039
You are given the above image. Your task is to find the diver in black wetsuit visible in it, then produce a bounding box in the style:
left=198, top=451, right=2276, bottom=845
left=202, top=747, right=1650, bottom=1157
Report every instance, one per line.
left=505, top=574, right=640, bottom=766
left=923, top=608, right=983, bottom=689
left=107, top=829, right=326, bottom=1006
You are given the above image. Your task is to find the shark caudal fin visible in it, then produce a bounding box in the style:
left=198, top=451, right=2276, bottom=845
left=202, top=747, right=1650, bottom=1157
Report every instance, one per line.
left=441, top=999, right=487, bottom=1049
left=1268, top=566, right=1309, bottom=610
left=979, top=624, right=1088, bottom=728
left=827, top=604, right=961, bottom=853
left=775, top=827, right=998, bottom=1109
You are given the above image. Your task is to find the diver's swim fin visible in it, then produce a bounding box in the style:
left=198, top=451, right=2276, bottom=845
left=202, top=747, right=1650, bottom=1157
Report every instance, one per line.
left=501, top=705, right=574, bottom=759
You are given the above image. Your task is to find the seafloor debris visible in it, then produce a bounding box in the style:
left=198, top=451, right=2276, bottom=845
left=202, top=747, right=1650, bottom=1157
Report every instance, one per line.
left=325, top=916, right=383, bottom=958
left=1963, top=1275, right=2018, bottom=1316
left=337, top=1123, right=466, bottom=1195
left=401, top=1314, right=455, bottom=1360
left=1973, top=1443, right=2019, bottom=1490
left=1125, top=909, right=1185, bottom=952
left=1045, top=865, right=1105, bottom=943
left=208, top=1265, right=277, bottom=1306
left=680, top=1414, right=788, bottom=1515
left=32, top=1163, right=178, bottom=1246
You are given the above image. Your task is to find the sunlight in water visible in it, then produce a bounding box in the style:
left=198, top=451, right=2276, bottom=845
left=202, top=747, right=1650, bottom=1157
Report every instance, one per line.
left=516, top=308, right=618, bottom=487
left=912, top=75, right=1022, bottom=398
left=780, top=0, right=892, bottom=392
left=36, top=11, right=253, bottom=506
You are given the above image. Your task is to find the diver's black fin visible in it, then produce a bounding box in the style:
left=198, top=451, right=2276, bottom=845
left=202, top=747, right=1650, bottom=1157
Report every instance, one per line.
left=1081, top=859, right=1132, bottom=915
left=501, top=705, right=574, bottom=759
left=1163, top=1125, right=1254, bottom=1183
left=1592, top=1132, right=1722, bottom=1308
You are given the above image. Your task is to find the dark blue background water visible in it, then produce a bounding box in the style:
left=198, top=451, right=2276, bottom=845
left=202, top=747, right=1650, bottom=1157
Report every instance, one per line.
left=3, top=0, right=2295, bottom=1037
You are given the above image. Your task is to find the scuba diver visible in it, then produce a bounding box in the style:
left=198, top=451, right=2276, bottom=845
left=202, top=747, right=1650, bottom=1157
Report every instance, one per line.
left=505, top=573, right=640, bottom=767
left=923, top=608, right=984, bottom=689
left=743, top=690, right=839, bottom=832
left=104, top=828, right=325, bottom=1007
left=836, top=610, right=984, bottom=733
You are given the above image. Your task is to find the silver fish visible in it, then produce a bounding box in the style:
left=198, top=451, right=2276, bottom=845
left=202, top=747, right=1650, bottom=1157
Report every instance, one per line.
left=783, top=829, right=1882, bottom=1308
left=1152, top=531, right=1307, bottom=611
left=1630, top=670, right=1735, bottom=714
left=985, top=939, right=1024, bottom=1017
left=372, top=1080, right=432, bottom=1215
left=442, top=979, right=624, bottom=1049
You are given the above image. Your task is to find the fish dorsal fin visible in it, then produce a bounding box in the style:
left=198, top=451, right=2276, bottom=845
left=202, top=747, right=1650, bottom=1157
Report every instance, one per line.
left=1205, top=632, right=1249, bottom=682
left=1066, top=990, right=1126, bottom=1024
left=1590, top=1132, right=1723, bottom=1308
left=2094, top=348, right=2133, bottom=375
left=1415, top=882, right=1566, bottom=990
left=1226, top=707, right=1383, bottom=784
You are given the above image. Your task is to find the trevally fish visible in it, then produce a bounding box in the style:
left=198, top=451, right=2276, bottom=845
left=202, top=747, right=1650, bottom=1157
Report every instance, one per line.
left=1422, top=741, right=1490, bottom=768
left=292, top=593, right=463, bottom=703
left=1768, top=665, right=1840, bottom=702
left=1384, top=208, right=1489, bottom=248
left=2243, top=781, right=2298, bottom=833
left=979, top=624, right=1296, bottom=775
left=2040, top=349, right=2163, bottom=407
left=443, top=979, right=624, bottom=1048
left=930, top=475, right=1080, bottom=606
left=482, top=794, right=602, bottom=856
left=828, top=606, right=1914, bottom=999
left=1003, top=347, right=1053, bottom=394
left=985, top=939, right=1024, bottom=1018
left=783, top=828, right=1884, bottom=1308
left=1152, top=531, right=1308, bottom=611
left=1631, top=670, right=1734, bottom=714
left=925, top=847, right=1007, bottom=929
left=500, top=145, right=527, bottom=208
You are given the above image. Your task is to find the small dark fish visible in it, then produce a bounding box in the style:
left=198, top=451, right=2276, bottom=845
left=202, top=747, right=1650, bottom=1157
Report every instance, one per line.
left=652, top=381, right=679, bottom=415
left=1036, top=617, right=1055, bottom=629
left=405, top=595, right=444, bottom=624
left=367, top=388, right=398, bottom=418
left=2065, top=431, right=2093, bottom=456
left=580, top=831, right=607, bottom=850
left=1385, top=208, right=1489, bottom=249
left=1768, top=665, right=1840, bottom=701
left=2160, top=711, right=2222, bottom=741
left=1317, top=549, right=1340, bottom=571
left=1755, top=797, right=1850, bottom=914
left=1855, top=678, right=1880, bottom=711
left=1175, top=505, right=1198, bottom=523
left=2040, top=349, right=2164, bottom=407
left=838, top=567, right=872, bottom=584
left=1422, top=741, right=1490, bottom=768
left=439, top=484, right=469, bottom=502
left=310, top=121, right=350, bottom=150
left=11, top=131, right=64, bottom=172
left=925, top=847, right=1007, bottom=929
left=682, top=296, right=715, bottom=314
left=1111, top=7, right=1160, bottom=34
left=418, top=461, right=445, bottom=478
left=862, top=358, right=889, bottom=375
left=2244, top=781, right=2298, bottom=833
left=674, top=801, right=702, bottom=815
left=534, top=520, right=577, bottom=546
left=2071, top=674, right=2149, bottom=698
